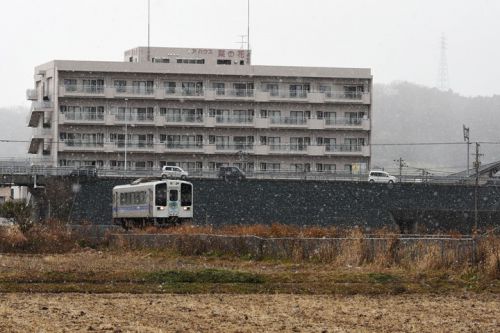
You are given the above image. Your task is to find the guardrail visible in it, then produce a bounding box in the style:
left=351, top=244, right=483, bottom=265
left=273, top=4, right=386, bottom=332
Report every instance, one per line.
left=0, top=164, right=491, bottom=185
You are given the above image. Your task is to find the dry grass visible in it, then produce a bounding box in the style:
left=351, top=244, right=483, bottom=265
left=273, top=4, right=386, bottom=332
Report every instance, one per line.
left=141, top=222, right=347, bottom=238
left=1, top=222, right=499, bottom=279
left=118, top=224, right=500, bottom=274
left=0, top=220, right=78, bottom=253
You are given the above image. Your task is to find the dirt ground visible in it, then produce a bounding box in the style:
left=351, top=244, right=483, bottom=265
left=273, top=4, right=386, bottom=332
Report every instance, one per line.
left=0, top=293, right=498, bottom=332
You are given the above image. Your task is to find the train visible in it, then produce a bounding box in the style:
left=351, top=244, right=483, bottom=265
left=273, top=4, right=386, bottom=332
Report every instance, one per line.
left=112, top=178, right=193, bottom=228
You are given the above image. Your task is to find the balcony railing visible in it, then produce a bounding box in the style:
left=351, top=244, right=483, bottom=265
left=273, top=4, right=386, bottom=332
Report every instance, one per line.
left=61, top=141, right=104, bottom=148
left=270, top=117, right=308, bottom=125
left=33, top=127, right=52, bottom=138
left=165, top=114, right=203, bottom=123
left=62, top=85, right=104, bottom=94
left=324, top=91, right=364, bottom=100
left=165, top=87, right=204, bottom=97
left=325, top=144, right=362, bottom=152
left=113, top=142, right=154, bottom=149
left=165, top=143, right=203, bottom=150
left=268, top=144, right=307, bottom=152
left=62, top=112, right=104, bottom=121
left=26, top=89, right=38, bottom=100
left=115, top=114, right=155, bottom=122
left=325, top=117, right=362, bottom=126
left=215, top=144, right=254, bottom=151
left=115, top=86, right=154, bottom=96
left=215, top=115, right=254, bottom=124
left=58, top=84, right=369, bottom=102
left=32, top=101, right=53, bottom=110
left=225, top=89, right=254, bottom=98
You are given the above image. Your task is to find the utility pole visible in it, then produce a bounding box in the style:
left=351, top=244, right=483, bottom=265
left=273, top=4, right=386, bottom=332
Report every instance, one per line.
left=437, top=33, right=450, bottom=91
left=147, top=0, right=151, bottom=62
left=393, top=157, right=407, bottom=182
left=473, top=142, right=482, bottom=232
left=124, top=98, right=128, bottom=171
left=463, top=125, right=470, bottom=177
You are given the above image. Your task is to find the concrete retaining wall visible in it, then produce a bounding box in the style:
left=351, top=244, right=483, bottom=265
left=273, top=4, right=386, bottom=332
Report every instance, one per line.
left=68, top=178, right=500, bottom=233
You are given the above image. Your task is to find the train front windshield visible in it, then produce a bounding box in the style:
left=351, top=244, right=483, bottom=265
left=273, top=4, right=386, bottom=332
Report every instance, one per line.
left=181, top=183, right=192, bottom=206
left=155, top=183, right=167, bottom=206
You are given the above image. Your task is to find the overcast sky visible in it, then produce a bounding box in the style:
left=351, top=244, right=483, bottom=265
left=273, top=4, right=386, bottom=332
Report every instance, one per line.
left=1, top=0, right=499, bottom=107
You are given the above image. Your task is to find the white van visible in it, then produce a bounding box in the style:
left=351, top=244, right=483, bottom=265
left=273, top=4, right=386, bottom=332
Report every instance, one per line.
left=368, top=170, right=397, bottom=183
left=161, top=166, right=189, bottom=179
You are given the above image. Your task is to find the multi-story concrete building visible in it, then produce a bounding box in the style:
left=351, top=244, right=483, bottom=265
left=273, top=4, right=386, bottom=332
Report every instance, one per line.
left=26, top=46, right=372, bottom=175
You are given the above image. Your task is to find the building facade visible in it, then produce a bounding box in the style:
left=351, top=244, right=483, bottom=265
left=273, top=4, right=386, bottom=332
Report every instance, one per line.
left=26, top=46, right=372, bottom=174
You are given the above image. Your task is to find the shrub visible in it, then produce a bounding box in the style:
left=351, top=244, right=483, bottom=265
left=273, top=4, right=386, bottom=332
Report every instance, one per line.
left=0, top=200, right=32, bottom=232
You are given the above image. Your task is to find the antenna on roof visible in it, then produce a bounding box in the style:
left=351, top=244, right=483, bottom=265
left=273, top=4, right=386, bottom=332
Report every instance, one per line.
left=247, top=0, right=250, bottom=50
left=236, top=35, right=247, bottom=49
left=147, top=0, right=151, bottom=62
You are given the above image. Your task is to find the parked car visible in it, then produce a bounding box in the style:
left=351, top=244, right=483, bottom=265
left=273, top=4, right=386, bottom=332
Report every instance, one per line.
left=161, top=165, right=188, bottom=179
left=368, top=170, right=396, bottom=184
left=69, top=166, right=98, bottom=177
left=217, top=166, right=246, bottom=181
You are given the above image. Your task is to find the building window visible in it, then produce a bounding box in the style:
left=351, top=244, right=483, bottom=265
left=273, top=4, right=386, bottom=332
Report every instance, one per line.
left=181, top=82, right=203, bottom=96
left=63, top=79, right=77, bottom=92
left=289, top=84, right=310, bottom=98
left=132, top=81, right=154, bottom=95
left=317, top=163, right=336, bottom=172
left=344, top=85, right=364, bottom=99
left=319, top=85, right=332, bottom=97
left=176, top=58, right=205, bottom=64
left=344, top=138, right=362, bottom=151
left=114, top=80, right=127, bottom=93
left=164, top=82, right=176, bottom=94
left=290, top=137, right=310, bottom=151
left=82, top=79, right=104, bottom=93
left=345, top=112, right=365, bottom=125
left=264, top=83, right=279, bottom=96
left=217, top=59, right=232, bottom=65
left=152, top=57, right=170, bottom=63
left=233, top=83, right=254, bottom=97
left=232, top=109, right=254, bottom=123
left=260, top=163, right=280, bottom=171
left=212, top=82, right=225, bottom=95
left=268, top=137, right=281, bottom=150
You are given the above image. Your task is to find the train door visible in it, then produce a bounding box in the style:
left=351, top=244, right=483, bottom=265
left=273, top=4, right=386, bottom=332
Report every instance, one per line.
left=148, top=189, right=153, bottom=218
left=113, top=192, right=118, bottom=217
left=168, top=188, right=179, bottom=216
left=181, top=183, right=192, bottom=208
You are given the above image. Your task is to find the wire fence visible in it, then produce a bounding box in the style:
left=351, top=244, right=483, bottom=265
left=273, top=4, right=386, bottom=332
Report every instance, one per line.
left=106, top=232, right=484, bottom=266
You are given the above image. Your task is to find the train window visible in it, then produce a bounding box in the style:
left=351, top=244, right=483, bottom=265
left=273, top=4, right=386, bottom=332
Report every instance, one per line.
left=155, top=183, right=167, bottom=206
left=120, top=193, right=126, bottom=205
left=169, top=190, right=178, bottom=202
left=181, top=183, right=192, bottom=206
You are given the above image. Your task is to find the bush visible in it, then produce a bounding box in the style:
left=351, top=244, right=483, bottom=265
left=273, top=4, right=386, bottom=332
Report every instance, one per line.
left=0, top=200, right=32, bottom=232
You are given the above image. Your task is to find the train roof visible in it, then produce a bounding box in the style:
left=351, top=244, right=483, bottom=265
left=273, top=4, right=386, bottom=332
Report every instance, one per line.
left=113, top=178, right=192, bottom=190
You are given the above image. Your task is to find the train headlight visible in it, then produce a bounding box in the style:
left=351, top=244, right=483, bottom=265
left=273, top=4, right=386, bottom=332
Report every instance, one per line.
left=157, top=206, right=165, bottom=211
left=183, top=207, right=190, bottom=211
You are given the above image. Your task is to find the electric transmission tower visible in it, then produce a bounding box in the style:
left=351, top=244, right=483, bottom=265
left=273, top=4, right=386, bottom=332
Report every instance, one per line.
left=437, top=34, right=450, bottom=91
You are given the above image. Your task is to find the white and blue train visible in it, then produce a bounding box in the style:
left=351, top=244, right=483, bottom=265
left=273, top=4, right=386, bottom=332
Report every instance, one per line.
left=112, top=179, right=193, bottom=228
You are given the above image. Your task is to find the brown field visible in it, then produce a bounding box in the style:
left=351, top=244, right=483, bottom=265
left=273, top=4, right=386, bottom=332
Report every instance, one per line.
left=0, top=293, right=499, bottom=332
left=0, top=223, right=499, bottom=332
